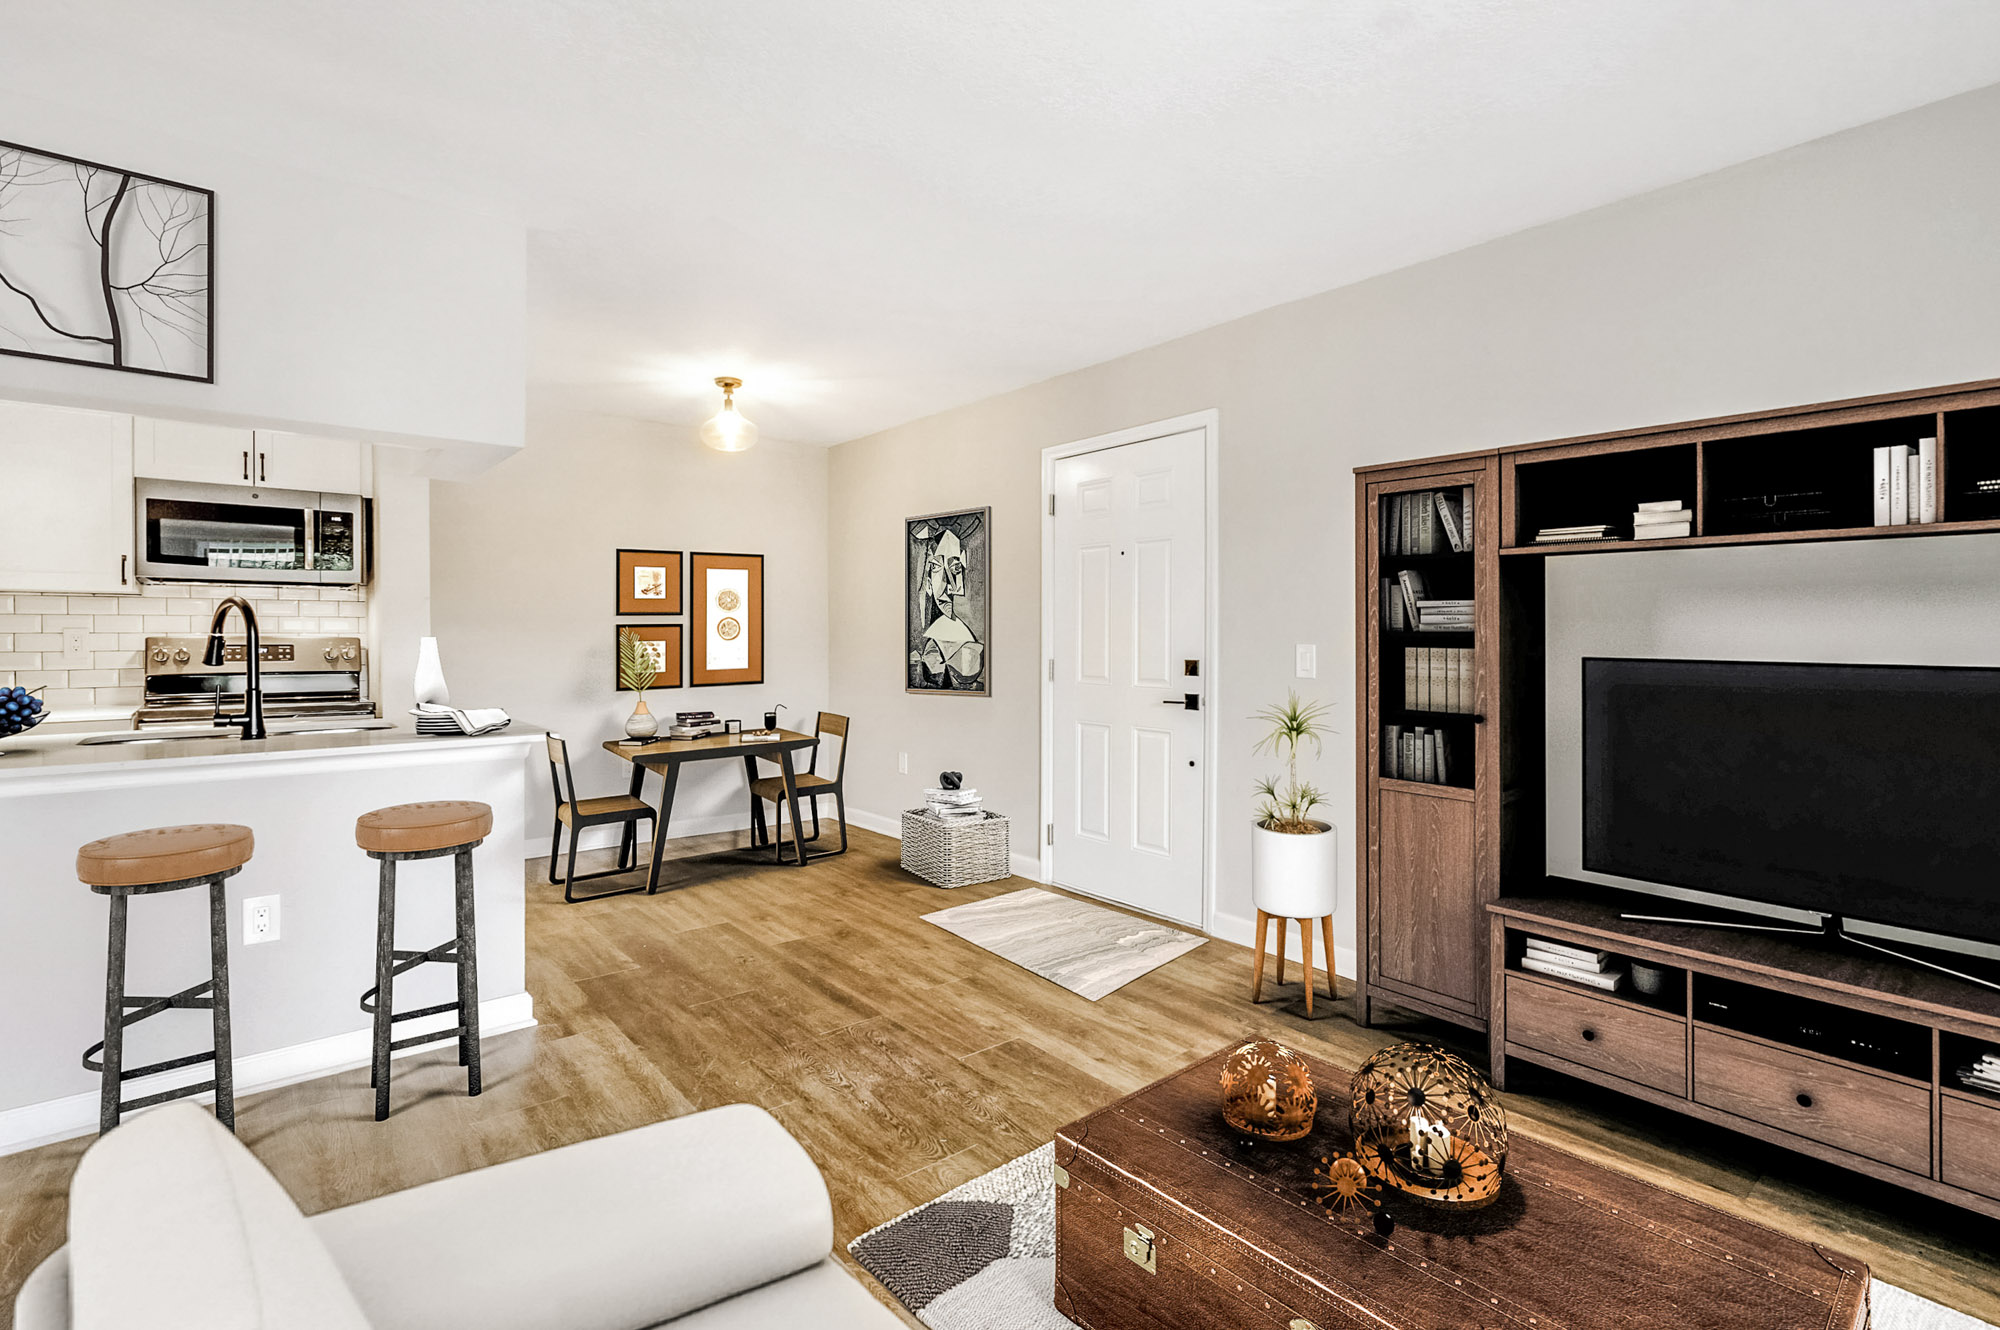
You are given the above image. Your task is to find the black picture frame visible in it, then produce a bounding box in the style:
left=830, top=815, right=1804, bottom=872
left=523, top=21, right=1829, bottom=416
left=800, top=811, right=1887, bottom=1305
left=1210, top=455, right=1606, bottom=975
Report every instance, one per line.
left=906, top=507, right=990, bottom=696
left=0, top=139, right=215, bottom=383
left=615, top=548, right=683, bottom=615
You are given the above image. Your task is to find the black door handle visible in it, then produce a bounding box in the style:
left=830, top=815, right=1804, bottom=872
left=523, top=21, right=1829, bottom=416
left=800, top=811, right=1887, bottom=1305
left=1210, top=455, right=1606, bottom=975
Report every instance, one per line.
left=1161, top=694, right=1199, bottom=711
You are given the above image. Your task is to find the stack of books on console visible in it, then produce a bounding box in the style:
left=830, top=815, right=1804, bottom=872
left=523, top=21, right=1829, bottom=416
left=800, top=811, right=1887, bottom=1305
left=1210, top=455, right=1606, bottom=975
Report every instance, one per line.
left=669, top=710, right=725, bottom=739
left=1519, top=936, right=1627, bottom=992
left=1958, top=1052, right=2000, bottom=1096
left=1533, top=523, right=1616, bottom=545
left=1632, top=498, right=1692, bottom=540
left=924, top=786, right=983, bottom=820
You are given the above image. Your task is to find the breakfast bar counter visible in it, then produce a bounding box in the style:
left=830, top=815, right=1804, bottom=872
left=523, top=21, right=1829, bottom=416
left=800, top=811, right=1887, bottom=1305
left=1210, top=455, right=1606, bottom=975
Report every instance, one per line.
left=0, top=725, right=541, bottom=1153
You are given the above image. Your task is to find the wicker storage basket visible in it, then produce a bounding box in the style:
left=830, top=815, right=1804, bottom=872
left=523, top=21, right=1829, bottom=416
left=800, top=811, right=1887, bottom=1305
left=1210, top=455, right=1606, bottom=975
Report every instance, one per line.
left=900, top=809, right=1010, bottom=888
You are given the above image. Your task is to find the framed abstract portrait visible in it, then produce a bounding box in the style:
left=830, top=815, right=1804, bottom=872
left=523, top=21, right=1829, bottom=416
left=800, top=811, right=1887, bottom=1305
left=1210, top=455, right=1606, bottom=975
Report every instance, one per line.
left=906, top=507, right=989, bottom=695
left=616, top=548, right=682, bottom=615
left=691, top=552, right=763, bottom=686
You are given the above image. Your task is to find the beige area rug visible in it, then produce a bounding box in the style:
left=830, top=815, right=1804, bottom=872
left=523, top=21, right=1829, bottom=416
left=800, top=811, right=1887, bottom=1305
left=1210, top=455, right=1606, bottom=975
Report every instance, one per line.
left=920, top=887, right=1204, bottom=1001
left=849, top=1144, right=1993, bottom=1330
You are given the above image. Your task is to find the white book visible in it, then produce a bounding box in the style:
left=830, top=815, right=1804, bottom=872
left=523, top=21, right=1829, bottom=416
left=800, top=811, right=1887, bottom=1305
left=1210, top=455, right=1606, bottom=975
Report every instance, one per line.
left=1873, top=446, right=1893, bottom=526
left=1633, top=523, right=1691, bottom=540
left=1890, top=445, right=1911, bottom=525
left=1461, top=485, right=1475, bottom=547
left=1525, top=937, right=1612, bottom=967
left=1635, top=500, right=1685, bottom=512
left=1906, top=451, right=1922, bottom=525
left=1520, top=955, right=1626, bottom=991
left=1631, top=508, right=1692, bottom=526
left=1919, top=437, right=1939, bottom=524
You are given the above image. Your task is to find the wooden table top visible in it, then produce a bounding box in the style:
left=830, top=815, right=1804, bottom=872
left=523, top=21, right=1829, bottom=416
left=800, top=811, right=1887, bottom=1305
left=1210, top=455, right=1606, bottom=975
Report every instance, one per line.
left=602, top=729, right=817, bottom=763
left=1054, top=1042, right=1869, bottom=1330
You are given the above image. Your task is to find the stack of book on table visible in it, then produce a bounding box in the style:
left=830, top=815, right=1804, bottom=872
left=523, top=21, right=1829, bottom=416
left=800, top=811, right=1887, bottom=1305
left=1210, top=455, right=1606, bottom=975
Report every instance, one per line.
left=669, top=710, right=725, bottom=738
left=924, top=786, right=983, bottom=820
left=1958, top=1052, right=2000, bottom=1095
left=1519, top=936, right=1626, bottom=992
left=1534, top=523, right=1616, bottom=545
left=1873, top=437, right=1939, bottom=526
left=1632, top=498, right=1692, bottom=540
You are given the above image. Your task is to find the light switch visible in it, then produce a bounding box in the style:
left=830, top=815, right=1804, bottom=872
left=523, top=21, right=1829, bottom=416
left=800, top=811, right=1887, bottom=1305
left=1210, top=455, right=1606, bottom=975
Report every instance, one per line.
left=1295, top=644, right=1317, bottom=679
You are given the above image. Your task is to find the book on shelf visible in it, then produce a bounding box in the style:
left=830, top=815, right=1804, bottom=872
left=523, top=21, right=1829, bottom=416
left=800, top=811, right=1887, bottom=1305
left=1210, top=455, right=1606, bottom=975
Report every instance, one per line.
left=1384, top=487, right=1475, bottom=556
left=1396, top=568, right=1428, bottom=625
left=1919, top=436, right=1939, bottom=524
left=1534, top=524, right=1615, bottom=544
left=1631, top=507, right=1691, bottom=527
left=1635, top=499, right=1684, bottom=512
left=1882, top=443, right=1915, bottom=525
left=1519, top=955, right=1626, bottom=991
left=1434, top=490, right=1468, bottom=553
left=1873, top=447, right=1893, bottom=525
left=1402, top=645, right=1475, bottom=713
left=1633, top=522, right=1691, bottom=540
left=1524, top=937, right=1612, bottom=968
left=1380, top=577, right=1406, bottom=630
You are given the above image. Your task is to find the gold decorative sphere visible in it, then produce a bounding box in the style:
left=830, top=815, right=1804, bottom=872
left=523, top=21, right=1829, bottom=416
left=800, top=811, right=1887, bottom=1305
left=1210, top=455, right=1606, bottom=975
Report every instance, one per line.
left=1219, top=1039, right=1317, bottom=1142
left=1349, top=1042, right=1507, bottom=1207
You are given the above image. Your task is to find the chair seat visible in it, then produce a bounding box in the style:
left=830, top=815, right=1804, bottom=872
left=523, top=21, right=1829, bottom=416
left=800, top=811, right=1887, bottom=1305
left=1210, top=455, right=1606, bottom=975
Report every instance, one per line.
left=557, top=794, right=652, bottom=824
left=356, top=801, right=492, bottom=855
left=750, top=773, right=836, bottom=800
left=77, top=824, right=254, bottom=888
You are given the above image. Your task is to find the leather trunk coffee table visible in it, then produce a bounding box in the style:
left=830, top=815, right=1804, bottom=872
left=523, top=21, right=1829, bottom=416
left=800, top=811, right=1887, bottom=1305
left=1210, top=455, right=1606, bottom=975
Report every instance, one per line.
left=1053, top=1043, right=1869, bottom=1330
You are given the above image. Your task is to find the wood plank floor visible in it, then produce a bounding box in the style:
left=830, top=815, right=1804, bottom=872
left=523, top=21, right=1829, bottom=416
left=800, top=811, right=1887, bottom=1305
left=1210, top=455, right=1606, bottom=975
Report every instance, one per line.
left=2, top=826, right=1997, bottom=1326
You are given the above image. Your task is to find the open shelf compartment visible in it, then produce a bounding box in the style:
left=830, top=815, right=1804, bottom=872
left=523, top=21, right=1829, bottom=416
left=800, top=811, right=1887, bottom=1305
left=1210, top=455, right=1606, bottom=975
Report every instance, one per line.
left=1704, top=413, right=1935, bottom=536
left=1513, top=443, right=1696, bottom=546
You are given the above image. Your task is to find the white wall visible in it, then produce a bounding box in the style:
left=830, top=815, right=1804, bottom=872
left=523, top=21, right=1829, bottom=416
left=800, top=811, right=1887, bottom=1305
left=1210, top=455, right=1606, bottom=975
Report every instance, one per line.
left=0, top=88, right=524, bottom=455
left=429, top=407, right=831, bottom=847
left=826, top=83, right=2000, bottom=975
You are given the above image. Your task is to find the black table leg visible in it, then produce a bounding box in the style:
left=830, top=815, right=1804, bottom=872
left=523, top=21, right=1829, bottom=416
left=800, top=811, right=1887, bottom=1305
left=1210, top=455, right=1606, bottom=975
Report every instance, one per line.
left=644, top=760, right=682, bottom=894
left=779, top=749, right=808, bottom=866
left=743, top=754, right=765, bottom=848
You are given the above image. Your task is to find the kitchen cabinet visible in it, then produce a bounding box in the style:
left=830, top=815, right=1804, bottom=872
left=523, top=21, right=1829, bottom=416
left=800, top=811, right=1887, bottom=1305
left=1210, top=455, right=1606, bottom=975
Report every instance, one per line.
left=0, top=402, right=134, bottom=593
left=134, top=419, right=370, bottom=495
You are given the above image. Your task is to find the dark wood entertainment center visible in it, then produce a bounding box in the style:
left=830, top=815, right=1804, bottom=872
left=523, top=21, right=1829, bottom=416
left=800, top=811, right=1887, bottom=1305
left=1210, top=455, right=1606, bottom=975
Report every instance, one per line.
left=1353, top=375, right=2000, bottom=1217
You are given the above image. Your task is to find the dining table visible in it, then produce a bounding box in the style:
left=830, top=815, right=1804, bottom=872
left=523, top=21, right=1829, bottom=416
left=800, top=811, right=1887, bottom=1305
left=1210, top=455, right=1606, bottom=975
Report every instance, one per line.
left=602, top=729, right=821, bottom=893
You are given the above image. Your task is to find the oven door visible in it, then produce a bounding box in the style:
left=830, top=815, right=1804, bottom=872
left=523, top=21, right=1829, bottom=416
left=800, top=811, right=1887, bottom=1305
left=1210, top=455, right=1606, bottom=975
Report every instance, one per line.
left=135, top=481, right=366, bottom=585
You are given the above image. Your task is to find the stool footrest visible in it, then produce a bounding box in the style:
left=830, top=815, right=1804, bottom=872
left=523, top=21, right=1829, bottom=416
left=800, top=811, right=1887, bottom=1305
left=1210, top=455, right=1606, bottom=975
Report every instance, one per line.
left=82, top=1045, right=218, bottom=1079
left=359, top=989, right=464, bottom=1020
left=389, top=1026, right=467, bottom=1053
left=122, top=1078, right=220, bottom=1113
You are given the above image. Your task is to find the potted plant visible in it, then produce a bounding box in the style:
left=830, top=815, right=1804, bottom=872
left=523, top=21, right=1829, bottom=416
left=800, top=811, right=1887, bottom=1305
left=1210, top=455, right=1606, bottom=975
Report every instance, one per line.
left=617, top=628, right=659, bottom=739
left=1251, top=692, right=1336, bottom=920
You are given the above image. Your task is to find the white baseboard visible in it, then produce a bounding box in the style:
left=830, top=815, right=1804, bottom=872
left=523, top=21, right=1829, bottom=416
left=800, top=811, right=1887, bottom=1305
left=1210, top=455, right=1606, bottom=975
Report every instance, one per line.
left=0, top=991, right=536, bottom=1158
left=847, top=807, right=1046, bottom=883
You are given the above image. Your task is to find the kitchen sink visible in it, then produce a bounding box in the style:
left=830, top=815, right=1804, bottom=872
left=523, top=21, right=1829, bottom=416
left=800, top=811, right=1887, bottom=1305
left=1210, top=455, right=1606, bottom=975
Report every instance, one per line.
left=79, top=719, right=394, bottom=745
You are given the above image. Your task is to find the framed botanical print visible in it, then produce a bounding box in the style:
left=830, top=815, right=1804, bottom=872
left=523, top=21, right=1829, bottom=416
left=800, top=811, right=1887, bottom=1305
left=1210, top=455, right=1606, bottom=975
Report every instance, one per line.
left=614, top=623, right=682, bottom=690
left=906, top=507, right=989, bottom=695
left=616, top=549, right=683, bottom=615
left=691, top=552, right=763, bottom=686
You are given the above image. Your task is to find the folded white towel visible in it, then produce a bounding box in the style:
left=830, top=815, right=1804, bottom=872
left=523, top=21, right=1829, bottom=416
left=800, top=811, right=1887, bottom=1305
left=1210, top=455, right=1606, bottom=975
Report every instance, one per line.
left=410, top=704, right=511, bottom=736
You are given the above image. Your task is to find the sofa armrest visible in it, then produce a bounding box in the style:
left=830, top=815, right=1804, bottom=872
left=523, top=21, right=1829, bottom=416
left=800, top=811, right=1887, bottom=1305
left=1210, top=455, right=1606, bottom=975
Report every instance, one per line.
left=310, top=1104, right=833, bottom=1330
left=13, top=1248, right=69, bottom=1330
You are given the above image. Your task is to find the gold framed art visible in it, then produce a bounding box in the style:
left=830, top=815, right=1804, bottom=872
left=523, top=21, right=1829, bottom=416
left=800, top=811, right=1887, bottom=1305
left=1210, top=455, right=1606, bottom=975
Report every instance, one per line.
left=691, top=552, right=763, bottom=686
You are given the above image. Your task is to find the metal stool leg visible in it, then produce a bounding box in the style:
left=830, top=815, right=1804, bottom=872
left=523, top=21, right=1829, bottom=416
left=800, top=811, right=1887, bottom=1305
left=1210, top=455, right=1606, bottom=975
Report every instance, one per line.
left=208, top=876, right=235, bottom=1131
left=99, top=892, right=129, bottom=1137
left=371, top=856, right=396, bottom=1121
left=454, top=846, right=481, bottom=1095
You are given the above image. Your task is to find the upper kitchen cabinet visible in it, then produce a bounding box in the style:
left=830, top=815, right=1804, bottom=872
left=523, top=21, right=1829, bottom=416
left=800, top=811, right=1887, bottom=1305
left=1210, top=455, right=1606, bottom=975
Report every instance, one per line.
left=0, top=402, right=135, bottom=594
left=133, top=418, right=371, bottom=495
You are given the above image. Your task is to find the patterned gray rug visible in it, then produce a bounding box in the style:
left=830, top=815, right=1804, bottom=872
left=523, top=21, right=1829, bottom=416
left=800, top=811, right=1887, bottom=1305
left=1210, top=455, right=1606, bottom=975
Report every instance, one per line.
left=849, top=1144, right=1992, bottom=1330
left=920, top=887, right=1204, bottom=1001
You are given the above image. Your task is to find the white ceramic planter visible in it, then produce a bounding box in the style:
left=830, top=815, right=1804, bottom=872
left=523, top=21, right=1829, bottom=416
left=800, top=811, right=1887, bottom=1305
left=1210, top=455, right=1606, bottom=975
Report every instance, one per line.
left=1251, top=819, right=1337, bottom=918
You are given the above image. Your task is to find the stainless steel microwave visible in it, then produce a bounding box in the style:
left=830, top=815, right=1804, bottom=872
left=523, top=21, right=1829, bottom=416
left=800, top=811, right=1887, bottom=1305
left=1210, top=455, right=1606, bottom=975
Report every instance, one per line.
left=134, top=479, right=368, bottom=586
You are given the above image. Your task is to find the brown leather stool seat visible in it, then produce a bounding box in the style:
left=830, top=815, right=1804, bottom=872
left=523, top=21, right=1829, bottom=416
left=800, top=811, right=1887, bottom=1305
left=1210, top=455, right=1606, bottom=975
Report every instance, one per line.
left=355, top=801, right=492, bottom=856
left=77, top=824, right=254, bottom=890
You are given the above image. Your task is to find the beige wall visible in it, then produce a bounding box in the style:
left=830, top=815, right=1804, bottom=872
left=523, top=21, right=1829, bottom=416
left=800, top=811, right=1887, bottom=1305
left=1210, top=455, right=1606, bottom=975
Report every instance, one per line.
left=827, top=83, right=2000, bottom=974
left=430, top=407, right=830, bottom=845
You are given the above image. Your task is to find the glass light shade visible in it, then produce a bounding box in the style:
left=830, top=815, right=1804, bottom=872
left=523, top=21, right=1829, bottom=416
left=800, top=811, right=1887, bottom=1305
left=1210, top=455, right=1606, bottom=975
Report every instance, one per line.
left=700, top=400, right=758, bottom=452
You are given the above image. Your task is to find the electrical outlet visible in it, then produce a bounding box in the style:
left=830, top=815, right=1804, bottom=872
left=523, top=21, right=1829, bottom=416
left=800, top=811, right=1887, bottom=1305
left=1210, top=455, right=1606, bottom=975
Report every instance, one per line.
left=898, top=751, right=909, bottom=774
left=243, top=895, right=280, bottom=945
left=61, top=628, right=90, bottom=668
left=1295, top=644, right=1317, bottom=679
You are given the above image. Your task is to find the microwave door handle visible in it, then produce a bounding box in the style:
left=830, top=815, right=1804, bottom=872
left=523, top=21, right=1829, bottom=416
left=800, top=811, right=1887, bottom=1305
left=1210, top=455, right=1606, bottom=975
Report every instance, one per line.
left=304, top=508, right=316, bottom=571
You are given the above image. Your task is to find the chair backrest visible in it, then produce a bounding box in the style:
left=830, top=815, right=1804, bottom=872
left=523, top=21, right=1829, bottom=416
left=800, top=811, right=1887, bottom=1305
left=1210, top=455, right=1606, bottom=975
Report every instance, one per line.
left=812, top=712, right=850, bottom=783
left=545, top=734, right=576, bottom=808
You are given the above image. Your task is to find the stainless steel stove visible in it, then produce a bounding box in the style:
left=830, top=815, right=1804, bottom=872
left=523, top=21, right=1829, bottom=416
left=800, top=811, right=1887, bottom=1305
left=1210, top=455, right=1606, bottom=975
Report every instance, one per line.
left=135, top=634, right=375, bottom=729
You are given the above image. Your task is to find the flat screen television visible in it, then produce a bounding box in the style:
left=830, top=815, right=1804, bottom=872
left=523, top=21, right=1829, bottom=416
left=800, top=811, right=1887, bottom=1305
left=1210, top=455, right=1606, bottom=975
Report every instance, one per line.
left=1582, top=657, right=2000, bottom=949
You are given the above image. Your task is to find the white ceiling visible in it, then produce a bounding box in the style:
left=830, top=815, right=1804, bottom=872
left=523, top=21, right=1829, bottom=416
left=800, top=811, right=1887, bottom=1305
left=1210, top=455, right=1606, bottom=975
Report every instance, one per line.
left=8, top=2, right=2000, bottom=445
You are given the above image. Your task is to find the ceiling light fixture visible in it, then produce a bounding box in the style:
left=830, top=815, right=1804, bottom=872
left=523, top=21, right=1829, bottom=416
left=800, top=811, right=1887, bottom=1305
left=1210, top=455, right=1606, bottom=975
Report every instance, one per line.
left=699, top=376, right=758, bottom=452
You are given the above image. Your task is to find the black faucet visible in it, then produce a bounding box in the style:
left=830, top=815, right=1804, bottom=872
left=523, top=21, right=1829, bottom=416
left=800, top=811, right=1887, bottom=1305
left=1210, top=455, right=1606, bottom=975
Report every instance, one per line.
left=204, top=596, right=267, bottom=740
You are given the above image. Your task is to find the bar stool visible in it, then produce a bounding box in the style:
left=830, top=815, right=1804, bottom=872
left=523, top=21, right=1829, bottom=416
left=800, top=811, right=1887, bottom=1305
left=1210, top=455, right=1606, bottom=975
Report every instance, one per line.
left=76, top=823, right=252, bottom=1136
left=355, top=800, right=490, bottom=1121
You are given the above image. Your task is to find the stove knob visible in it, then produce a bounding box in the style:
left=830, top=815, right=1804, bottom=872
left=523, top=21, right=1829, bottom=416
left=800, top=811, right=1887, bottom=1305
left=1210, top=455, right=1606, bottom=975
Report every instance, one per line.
left=150, top=647, right=170, bottom=664
left=172, top=648, right=191, bottom=664
left=341, top=646, right=358, bottom=661
left=324, top=648, right=339, bottom=662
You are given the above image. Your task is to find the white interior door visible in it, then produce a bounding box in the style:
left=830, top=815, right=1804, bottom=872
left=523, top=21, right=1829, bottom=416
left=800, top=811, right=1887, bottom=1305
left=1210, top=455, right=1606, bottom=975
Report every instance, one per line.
left=1050, top=427, right=1206, bottom=925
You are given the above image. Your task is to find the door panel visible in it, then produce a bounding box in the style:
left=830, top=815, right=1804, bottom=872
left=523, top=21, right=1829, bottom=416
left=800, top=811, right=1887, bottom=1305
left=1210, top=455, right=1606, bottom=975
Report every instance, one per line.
left=1052, top=427, right=1206, bottom=924
left=1374, top=787, right=1478, bottom=1006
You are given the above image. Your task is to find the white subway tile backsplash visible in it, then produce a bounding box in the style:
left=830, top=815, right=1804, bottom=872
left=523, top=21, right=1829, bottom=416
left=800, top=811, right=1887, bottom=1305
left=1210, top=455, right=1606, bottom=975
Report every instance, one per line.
left=0, top=595, right=12, bottom=613
left=163, top=599, right=211, bottom=617
left=0, top=652, right=42, bottom=670
left=15, top=634, right=60, bottom=652
left=65, top=669, right=119, bottom=687
left=0, top=634, right=12, bottom=651
left=334, top=600, right=367, bottom=618
left=117, top=634, right=149, bottom=651
left=93, top=686, right=143, bottom=707
left=41, top=615, right=90, bottom=630
left=94, top=650, right=142, bottom=670
left=0, top=615, right=41, bottom=632
left=142, top=616, right=192, bottom=633
left=12, top=595, right=69, bottom=613
left=14, top=671, right=67, bottom=690
left=66, top=596, right=122, bottom=615
left=92, top=615, right=143, bottom=633
left=36, top=688, right=95, bottom=708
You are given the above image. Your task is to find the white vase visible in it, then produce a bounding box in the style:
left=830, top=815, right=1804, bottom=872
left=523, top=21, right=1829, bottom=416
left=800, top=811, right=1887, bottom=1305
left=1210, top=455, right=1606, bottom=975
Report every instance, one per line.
left=1251, top=819, right=1337, bottom=919
left=624, top=697, right=658, bottom=739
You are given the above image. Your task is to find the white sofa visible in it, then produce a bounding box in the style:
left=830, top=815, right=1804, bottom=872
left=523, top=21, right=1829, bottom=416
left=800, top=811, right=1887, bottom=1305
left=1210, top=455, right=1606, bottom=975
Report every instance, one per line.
left=15, top=1102, right=904, bottom=1330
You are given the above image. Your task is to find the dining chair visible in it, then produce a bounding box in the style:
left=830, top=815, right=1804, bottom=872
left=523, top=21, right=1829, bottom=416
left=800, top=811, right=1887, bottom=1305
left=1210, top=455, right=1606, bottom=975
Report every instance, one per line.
left=545, top=734, right=656, bottom=902
left=749, top=712, right=849, bottom=861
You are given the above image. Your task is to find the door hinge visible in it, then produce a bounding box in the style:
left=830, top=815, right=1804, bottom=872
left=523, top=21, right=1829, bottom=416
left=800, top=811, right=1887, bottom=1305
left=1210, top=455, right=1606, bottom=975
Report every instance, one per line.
left=1047, top=823, right=1054, bottom=846
left=1048, top=493, right=1056, bottom=516
left=1123, top=1223, right=1157, bottom=1274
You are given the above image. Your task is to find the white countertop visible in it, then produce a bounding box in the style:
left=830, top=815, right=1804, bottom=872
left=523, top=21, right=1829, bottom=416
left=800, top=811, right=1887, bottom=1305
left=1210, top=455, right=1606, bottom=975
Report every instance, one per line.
left=0, top=722, right=542, bottom=782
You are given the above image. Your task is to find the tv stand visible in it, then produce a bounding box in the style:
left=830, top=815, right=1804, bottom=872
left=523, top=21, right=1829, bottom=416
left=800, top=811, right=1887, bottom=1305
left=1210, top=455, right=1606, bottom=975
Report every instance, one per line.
left=1491, top=893, right=2000, bottom=1219
left=1619, top=907, right=2000, bottom=994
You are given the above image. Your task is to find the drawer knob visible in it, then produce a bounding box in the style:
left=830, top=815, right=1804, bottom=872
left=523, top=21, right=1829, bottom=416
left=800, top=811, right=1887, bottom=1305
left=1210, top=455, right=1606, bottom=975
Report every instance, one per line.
left=1580, top=1028, right=1597, bottom=1042
left=1795, top=1092, right=1814, bottom=1110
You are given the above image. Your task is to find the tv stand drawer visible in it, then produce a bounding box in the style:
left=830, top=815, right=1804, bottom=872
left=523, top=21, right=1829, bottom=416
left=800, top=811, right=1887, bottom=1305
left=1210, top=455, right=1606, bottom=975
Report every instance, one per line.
left=1504, top=975, right=1687, bottom=1096
left=1693, top=1027, right=1929, bottom=1174
left=1942, top=1094, right=2000, bottom=1200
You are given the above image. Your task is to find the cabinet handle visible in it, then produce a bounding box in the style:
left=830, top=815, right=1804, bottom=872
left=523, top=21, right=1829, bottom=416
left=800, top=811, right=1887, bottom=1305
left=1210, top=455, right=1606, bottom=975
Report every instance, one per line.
left=1580, top=1028, right=1597, bottom=1042
left=242, top=450, right=250, bottom=480
left=120, top=554, right=128, bottom=585
left=1795, top=1092, right=1813, bottom=1110
left=258, top=451, right=266, bottom=483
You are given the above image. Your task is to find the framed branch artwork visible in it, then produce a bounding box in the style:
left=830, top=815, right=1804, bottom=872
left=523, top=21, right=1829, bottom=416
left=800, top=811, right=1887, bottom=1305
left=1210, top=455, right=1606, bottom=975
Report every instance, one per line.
left=614, top=623, right=682, bottom=690
left=906, top=507, right=989, bottom=695
left=0, top=140, right=214, bottom=381
left=691, top=552, right=763, bottom=687
left=616, top=548, right=682, bottom=615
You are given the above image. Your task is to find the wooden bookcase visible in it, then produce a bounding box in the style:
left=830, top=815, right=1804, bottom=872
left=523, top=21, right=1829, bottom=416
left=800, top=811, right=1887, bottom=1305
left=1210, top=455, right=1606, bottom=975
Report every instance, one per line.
left=1353, top=375, right=2000, bottom=1215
